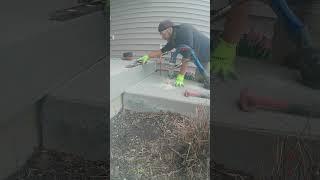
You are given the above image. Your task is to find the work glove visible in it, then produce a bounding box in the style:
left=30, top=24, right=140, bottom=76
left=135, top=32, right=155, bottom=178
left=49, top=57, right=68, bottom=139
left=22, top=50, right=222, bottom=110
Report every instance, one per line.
left=137, top=54, right=150, bottom=64
left=175, top=74, right=185, bottom=87
left=211, top=38, right=238, bottom=80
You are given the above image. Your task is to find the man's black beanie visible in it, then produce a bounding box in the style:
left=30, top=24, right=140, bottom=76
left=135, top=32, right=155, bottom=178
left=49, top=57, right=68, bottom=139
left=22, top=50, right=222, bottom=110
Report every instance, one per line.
left=158, top=20, right=174, bottom=32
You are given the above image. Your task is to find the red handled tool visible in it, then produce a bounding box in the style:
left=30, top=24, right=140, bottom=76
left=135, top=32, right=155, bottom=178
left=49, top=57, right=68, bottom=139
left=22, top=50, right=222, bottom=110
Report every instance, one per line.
left=239, top=88, right=320, bottom=118
left=184, top=89, right=210, bottom=99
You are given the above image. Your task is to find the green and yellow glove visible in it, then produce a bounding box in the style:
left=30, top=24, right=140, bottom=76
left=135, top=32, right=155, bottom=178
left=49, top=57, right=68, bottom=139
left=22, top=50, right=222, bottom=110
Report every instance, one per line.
left=211, top=38, right=238, bottom=80
left=137, top=54, right=150, bottom=64
left=175, top=74, right=185, bottom=87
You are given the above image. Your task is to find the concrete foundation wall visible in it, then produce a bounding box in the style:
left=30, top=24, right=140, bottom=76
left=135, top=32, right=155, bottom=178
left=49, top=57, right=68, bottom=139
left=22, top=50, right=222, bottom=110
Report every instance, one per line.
left=41, top=60, right=108, bottom=161
left=110, top=95, right=123, bottom=119
left=42, top=97, right=107, bottom=161
left=0, top=105, right=38, bottom=180
left=110, top=59, right=156, bottom=118
left=123, top=92, right=209, bottom=118
left=213, top=125, right=320, bottom=178
left=122, top=73, right=209, bottom=118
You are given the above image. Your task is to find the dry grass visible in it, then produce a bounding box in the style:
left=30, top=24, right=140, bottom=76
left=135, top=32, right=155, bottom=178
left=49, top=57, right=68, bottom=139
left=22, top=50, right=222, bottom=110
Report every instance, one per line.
left=173, top=104, right=210, bottom=179
left=7, top=148, right=108, bottom=180
left=111, top=105, right=210, bottom=179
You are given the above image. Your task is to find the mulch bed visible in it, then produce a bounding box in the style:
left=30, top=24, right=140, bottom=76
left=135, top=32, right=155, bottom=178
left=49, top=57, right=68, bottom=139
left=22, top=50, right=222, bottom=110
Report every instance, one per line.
left=111, top=109, right=210, bottom=180
left=6, top=148, right=108, bottom=180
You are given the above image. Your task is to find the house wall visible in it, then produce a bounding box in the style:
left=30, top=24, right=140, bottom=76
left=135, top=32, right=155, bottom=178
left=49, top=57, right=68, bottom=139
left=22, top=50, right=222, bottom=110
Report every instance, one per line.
left=110, top=0, right=210, bottom=58
left=213, top=0, right=276, bottom=37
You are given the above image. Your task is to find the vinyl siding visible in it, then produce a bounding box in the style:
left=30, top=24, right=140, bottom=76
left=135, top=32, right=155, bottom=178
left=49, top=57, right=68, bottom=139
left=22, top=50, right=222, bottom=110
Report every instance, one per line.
left=110, top=0, right=210, bottom=58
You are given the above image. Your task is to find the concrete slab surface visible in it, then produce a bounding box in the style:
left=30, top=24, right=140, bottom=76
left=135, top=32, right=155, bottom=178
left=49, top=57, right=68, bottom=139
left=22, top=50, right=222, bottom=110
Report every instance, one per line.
left=123, top=72, right=210, bottom=117
left=214, top=57, right=320, bottom=138
left=42, top=60, right=108, bottom=161
left=110, top=58, right=156, bottom=100
left=1, top=0, right=81, bottom=48
left=0, top=12, right=106, bottom=122
left=50, top=59, right=107, bottom=107
left=110, top=58, right=133, bottom=76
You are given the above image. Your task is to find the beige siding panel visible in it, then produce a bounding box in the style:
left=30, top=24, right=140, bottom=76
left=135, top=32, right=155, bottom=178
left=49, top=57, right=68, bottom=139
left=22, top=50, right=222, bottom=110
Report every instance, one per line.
left=111, top=13, right=209, bottom=25
left=111, top=0, right=210, bottom=58
left=113, top=27, right=209, bottom=36
left=111, top=44, right=161, bottom=52
left=112, top=6, right=209, bottom=17
left=112, top=18, right=209, bottom=29
left=111, top=0, right=209, bottom=9
left=111, top=22, right=209, bottom=32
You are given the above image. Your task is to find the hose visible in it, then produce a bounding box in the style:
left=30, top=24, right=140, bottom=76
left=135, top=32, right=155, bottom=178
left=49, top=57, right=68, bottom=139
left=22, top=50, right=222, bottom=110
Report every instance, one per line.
left=171, top=44, right=210, bottom=79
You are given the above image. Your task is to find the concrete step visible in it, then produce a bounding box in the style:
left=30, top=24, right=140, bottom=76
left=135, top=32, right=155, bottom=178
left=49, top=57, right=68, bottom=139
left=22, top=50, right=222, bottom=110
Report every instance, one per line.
left=123, top=72, right=210, bottom=118
left=213, top=125, right=320, bottom=178
left=215, top=57, right=320, bottom=139
left=42, top=59, right=107, bottom=161
left=0, top=11, right=105, bottom=122
left=110, top=58, right=156, bottom=118
left=49, top=59, right=107, bottom=106
left=0, top=105, right=38, bottom=180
